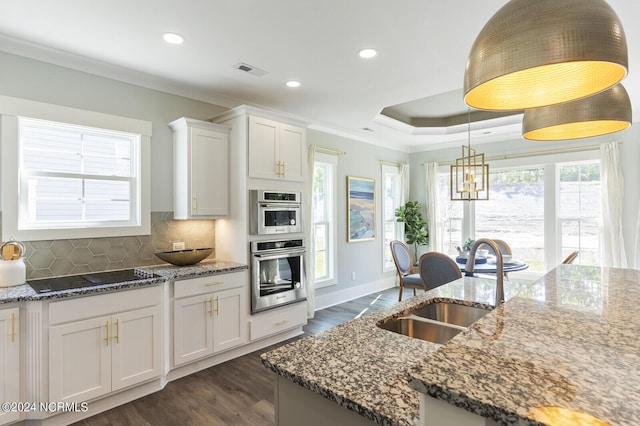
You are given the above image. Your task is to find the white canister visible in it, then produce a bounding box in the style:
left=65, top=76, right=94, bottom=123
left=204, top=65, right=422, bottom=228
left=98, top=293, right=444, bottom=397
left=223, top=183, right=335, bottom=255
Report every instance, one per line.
left=0, top=258, right=26, bottom=287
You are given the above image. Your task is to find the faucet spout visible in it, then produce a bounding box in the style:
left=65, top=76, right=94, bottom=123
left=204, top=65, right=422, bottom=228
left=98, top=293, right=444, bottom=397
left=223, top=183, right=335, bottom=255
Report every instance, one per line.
left=465, top=238, right=504, bottom=306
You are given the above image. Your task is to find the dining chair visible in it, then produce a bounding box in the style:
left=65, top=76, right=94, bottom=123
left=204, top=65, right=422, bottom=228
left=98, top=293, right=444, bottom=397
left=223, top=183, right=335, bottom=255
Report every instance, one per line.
left=418, top=251, right=462, bottom=290
left=390, top=240, right=427, bottom=301
left=562, top=250, right=579, bottom=264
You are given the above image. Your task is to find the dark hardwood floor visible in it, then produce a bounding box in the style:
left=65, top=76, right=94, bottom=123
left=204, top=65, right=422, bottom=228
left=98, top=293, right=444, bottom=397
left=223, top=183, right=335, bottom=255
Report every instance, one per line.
left=73, top=287, right=399, bottom=426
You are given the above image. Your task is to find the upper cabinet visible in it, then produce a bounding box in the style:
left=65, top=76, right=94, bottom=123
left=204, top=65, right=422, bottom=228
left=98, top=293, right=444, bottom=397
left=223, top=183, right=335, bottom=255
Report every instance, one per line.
left=248, top=116, right=305, bottom=182
left=170, top=118, right=231, bottom=219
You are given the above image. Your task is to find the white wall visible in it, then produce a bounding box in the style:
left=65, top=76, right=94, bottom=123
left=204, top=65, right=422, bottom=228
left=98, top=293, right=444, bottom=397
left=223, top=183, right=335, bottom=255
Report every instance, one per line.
left=0, top=50, right=229, bottom=212
left=306, top=130, right=410, bottom=301
left=409, top=125, right=640, bottom=268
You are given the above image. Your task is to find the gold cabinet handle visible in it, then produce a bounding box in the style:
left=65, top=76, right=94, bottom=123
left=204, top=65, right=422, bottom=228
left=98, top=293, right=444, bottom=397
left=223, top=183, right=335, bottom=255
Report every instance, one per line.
left=114, top=318, right=120, bottom=344
left=193, top=195, right=198, bottom=213
left=11, top=313, right=15, bottom=343
left=275, top=320, right=289, bottom=327
left=208, top=297, right=214, bottom=317
left=281, top=161, right=285, bottom=177
left=215, top=296, right=220, bottom=316
left=276, top=161, right=281, bottom=177
left=105, top=321, right=110, bottom=347
left=205, top=281, right=224, bottom=287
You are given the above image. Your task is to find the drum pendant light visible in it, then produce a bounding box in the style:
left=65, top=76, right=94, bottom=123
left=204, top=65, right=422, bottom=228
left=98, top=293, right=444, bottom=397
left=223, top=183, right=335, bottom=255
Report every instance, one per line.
left=523, top=84, right=632, bottom=141
left=464, top=0, right=628, bottom=111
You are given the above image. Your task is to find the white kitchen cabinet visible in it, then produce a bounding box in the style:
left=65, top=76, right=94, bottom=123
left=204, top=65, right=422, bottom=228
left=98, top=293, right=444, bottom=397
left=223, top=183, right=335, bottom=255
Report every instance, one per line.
left=248, top=115, right=305, bottom=181
left=49, top=288, right=163, bottom=404
left=173, top=273, right=248, bottom=366
left=0, top=307, right=20, bottom=425
left=170, top=117, right=231, bottom=219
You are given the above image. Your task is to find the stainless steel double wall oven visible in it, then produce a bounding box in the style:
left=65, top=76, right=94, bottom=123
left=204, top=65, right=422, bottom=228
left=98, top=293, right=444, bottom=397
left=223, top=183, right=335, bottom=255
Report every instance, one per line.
left=250, top=238, right=306, bottom=314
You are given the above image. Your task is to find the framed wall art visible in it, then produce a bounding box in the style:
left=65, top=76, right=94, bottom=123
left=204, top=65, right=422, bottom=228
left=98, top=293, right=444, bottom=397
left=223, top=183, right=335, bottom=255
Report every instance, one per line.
left=347, top=176, right=376, bottom=242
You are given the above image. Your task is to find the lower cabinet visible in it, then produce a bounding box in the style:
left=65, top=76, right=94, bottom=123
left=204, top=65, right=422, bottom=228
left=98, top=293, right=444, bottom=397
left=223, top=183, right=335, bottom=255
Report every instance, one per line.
left=173, top=274, right=248, bottom=366
left=0, top=307, right=20, bottom=425
left=48, top=289, right=162, bottom=403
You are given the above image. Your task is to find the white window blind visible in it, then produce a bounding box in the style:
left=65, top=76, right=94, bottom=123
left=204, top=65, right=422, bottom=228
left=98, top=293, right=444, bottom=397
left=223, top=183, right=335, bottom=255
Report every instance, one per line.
left=19, top=117, right=140, bottom=230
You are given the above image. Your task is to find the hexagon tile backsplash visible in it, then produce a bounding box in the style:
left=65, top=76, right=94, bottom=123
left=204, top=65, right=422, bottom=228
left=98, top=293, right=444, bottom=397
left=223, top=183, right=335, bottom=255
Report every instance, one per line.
left=1, top=212, right=216, bottom=280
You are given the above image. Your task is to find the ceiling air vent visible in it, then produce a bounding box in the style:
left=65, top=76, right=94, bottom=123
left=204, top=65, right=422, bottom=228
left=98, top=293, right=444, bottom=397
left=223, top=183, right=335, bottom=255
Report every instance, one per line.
left=234, top=62, right=268, bottom=77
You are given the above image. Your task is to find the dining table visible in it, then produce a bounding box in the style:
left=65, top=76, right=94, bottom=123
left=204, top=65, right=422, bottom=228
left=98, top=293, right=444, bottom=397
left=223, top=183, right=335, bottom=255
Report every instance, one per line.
left=452, top=255, right=529, bottom=274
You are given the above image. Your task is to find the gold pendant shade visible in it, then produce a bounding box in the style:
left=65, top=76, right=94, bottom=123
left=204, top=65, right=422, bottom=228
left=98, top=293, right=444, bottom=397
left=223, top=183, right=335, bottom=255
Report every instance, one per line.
left=464, top=0, right=628, bottom=111
left=523, top=84, right=632, bottom=141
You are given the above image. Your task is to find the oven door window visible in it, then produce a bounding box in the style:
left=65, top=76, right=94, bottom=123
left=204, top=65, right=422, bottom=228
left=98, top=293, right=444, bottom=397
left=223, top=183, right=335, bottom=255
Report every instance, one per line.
left=258, top=255, right=302, bottom=296
left=264, top=209, right=297, bottom=227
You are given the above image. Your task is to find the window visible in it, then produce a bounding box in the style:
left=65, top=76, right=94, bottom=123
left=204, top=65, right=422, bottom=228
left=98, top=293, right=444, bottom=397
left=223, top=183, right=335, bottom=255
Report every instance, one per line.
left=312, top=153, right=337, bottom=287
left=475, top=167, right=546, bottom=273
left=436, top=153, right=600, bottom=275
left=438, top=173, right=463, bottom=255
left=1, top=95, right=151, bottom=241
left=382, top=165, right=402, bottom=271
left=19, top=118, right=140, bottom=229
left=558, top=161, right=601, bottom=266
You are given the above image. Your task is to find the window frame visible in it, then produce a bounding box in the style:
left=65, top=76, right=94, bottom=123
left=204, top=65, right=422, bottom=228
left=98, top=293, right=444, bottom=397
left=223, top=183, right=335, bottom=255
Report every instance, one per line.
left=1, top=95, right=151, bottom=241
left=312, top=152, right=338, bottom=288
left=381, top=164, right=403, bottom=272
left=436, top=149, right=600, bottom=279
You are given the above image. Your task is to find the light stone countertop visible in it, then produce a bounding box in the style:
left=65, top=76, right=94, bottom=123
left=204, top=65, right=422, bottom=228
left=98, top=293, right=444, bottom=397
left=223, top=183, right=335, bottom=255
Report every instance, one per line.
left=0, top=259, right=247, bottom=304
left=261, top=276, right=526, bottom=426
left=262, top=265, right=640, bottom=426
left=408, top=265, right=640, bottom=426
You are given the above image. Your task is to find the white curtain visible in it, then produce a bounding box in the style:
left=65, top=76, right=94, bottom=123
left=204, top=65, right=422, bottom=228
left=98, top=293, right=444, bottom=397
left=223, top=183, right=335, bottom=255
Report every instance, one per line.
left=400, top=163, right=410, bottom=206
left=424, top=162, right=440, bottom=253
left=305, top=145, right=316, bottom=318
left=600, top=142, right=627, bottom=268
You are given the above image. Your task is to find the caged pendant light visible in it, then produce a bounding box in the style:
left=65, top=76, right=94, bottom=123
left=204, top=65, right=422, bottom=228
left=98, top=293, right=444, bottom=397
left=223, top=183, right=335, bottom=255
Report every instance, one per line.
left=523, top=84, right=632, bottom=141
left=464, top=0, right=628, bottom=111
left=450, top=109, right=489, bottom=201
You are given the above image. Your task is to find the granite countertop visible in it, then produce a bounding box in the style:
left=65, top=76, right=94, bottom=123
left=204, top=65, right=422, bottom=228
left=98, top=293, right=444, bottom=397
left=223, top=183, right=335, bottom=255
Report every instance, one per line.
left=261, top=265, right=640, bottom=426
left=0, top=259, right=247, bottom=304
left=408, top=265, right=640, bottom=426
left=261, top=276, right=526, bottom=426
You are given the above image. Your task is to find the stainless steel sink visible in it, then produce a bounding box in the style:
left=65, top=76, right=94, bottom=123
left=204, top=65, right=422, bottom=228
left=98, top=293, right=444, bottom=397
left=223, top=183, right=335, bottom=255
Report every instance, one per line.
left=377, top=301, right=493, bottom=344
left=378, top=318, right=464, bottom=345
left=411, top=302, right=492, bottom=327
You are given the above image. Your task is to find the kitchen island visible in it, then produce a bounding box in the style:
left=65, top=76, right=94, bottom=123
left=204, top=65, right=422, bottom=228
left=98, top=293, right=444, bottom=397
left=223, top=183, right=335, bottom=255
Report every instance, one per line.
left=261, top=265, right=640, bottom=425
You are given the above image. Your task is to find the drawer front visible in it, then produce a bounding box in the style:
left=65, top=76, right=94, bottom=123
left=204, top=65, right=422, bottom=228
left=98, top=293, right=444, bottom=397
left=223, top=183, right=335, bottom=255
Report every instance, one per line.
left=174, top=271, right=247, bottom=299
left=49, top=285, right=163, bottom=325
left=249, top=302, right=307, bottom=341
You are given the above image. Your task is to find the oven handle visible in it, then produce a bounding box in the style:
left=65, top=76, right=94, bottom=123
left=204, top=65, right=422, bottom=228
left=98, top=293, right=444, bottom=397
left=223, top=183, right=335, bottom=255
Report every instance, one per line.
left=253, top=249, right=305, bottom=259
left=259, top=203, right=301, bottom=209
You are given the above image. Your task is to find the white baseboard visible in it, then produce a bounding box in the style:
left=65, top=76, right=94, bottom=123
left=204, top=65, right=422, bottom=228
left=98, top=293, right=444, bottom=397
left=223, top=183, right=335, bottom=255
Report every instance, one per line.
left=314, top=276, right=396, bottom=311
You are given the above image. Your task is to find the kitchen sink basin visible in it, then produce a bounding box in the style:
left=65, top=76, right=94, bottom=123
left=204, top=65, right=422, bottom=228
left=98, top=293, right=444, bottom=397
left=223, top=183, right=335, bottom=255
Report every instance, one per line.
left=411, top=302, right=492, bottom=327
left=378, top=318, right=464, bottom=345
left=377, top=301, right=494, bottom=344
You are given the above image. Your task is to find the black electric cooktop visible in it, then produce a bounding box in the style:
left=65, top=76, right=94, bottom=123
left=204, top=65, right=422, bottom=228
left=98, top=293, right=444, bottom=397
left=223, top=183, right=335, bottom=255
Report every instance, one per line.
left=28, top=269, right=160, bottom=294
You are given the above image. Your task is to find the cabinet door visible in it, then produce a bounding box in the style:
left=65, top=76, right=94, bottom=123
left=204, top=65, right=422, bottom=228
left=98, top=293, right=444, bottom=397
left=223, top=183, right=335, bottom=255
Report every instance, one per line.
left=111, top=306, right=162, bottom=391
left=173, top=294, right=214, bottom=366
left=0, top=308, right=19, bottom=425
left=248, top=116, right=279, bottom=179
left=213, top=287, right=247, bottom=353
left=190, top=126, right=229, bottom=216
left=49, top=316, right=111, bottom=403
left=278, top=123, right=305, bottom=182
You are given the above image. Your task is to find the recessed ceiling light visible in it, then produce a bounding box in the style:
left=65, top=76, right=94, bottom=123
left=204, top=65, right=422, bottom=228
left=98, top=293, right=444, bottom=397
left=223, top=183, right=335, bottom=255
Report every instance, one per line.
left=286, top=80, right=301, bottom=88
left=358, top=48, right=378, bottom=59
left=163, top=32, right=184, bottom=45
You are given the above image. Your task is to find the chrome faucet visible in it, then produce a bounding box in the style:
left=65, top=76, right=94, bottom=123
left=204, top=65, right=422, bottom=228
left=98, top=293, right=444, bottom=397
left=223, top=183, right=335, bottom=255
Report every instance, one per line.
left=465, top=238, right=504, bottom=306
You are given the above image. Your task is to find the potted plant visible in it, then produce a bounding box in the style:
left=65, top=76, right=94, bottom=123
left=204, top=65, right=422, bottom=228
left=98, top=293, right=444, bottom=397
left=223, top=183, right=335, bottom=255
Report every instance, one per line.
left=462, top=238, right=475, bottom=254
left=395, top=201, right=429, bottom=263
